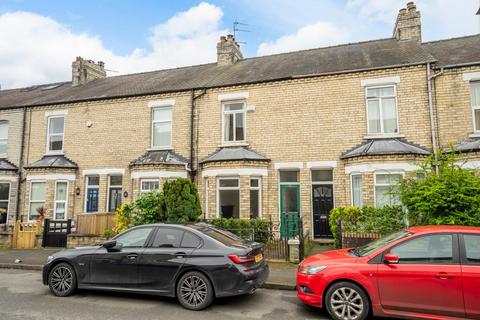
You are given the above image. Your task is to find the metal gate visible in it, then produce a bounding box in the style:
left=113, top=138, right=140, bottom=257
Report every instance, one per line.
left=42, top=219, right=72, bottom=248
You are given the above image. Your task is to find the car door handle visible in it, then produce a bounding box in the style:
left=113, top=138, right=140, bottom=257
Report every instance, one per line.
left=435, top=272, right=453, bottom=280
left=127, top=253, right=138, bottom=260
left=175, top=252, right=186, bottom=258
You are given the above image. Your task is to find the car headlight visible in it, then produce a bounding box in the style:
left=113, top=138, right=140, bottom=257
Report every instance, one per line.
left=299, top=265, right=327, bottom=275
left=47, top=255, right=55, bottom=263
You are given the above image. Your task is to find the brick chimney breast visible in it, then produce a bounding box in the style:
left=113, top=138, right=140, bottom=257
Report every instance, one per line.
left=393, top=2, right=422, bottom=42
left=216, top=34, right=244, bottom=66
left=72, top=57, right=107, bottom=86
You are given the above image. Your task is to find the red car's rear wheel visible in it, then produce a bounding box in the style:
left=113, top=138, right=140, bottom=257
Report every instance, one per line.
left=325, top=281, right=370, bottom=320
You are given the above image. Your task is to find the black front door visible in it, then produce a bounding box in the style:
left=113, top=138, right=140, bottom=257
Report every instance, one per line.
left=312, top=185, right=334, bottom=238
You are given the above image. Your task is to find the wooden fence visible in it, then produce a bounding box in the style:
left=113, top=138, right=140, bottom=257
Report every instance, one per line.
left=76, top=213, right=115, bottom=236
left=12, top=220, right=41, bottom=249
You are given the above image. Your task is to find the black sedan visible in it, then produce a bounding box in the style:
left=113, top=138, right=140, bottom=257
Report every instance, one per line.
left=43, top=223, right=269, bottom=310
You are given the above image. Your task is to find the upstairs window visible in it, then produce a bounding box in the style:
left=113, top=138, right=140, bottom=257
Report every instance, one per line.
left=223, top=102, right=246, bottom=143
left=471, top=82, right=480, bottom=132
left=0, top=122, right=8, bottom=156
left=152, top=107, right=172, bottom=148
left=47, top=116, right=64, bottom=153
left=366, top=85, right=398, bottom=135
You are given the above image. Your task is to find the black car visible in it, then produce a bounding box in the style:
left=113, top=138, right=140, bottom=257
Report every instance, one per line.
left=43, top=223, right=269, bottom=310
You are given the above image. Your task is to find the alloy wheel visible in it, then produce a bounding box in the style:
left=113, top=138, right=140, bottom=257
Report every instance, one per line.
left=329, top=287, right=364, bottom=320
left=50, top=266, right=73, bottom=295
left=180, top=275, right=208, bottom=308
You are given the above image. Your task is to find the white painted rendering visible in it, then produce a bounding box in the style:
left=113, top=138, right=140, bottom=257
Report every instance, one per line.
left=360, top=76, right=401, bottom=87
left=44, top=109, right=68, bottom=118
left=306, top=161, right=338, bottom=169
left=274, top=162, right=304, bottom=170
left=131, top=171, right=188, bottom=179
left=82, top=168, right=125, bottom=175
left=463, top=72, right=480, bottom=81
left=27, top=174, right=76, bottom=181
left=218, top=92, right=249, bottom=101
left=148, top=99, right=176, bottom=108
left=345, top=162, right=419, bottom=174
left=202, top=168, right=268, bottom=177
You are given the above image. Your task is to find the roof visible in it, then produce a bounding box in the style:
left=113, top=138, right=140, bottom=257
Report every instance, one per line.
left=341, top=138, right=431, bottom=159
left=25, top=155, right=78, bottom=169
left=422, top=34, right=480, bottom=68
left=407, top=225, right=480, bottom=234
left=0, top=38, right=436, bottom=109
left=200, top=147, right=270, bottom=164
left=0, top=159, right=18, bottom=171
left=130, top=150, right=188, bottom=166
left=448, top=138, right=480, bottom=153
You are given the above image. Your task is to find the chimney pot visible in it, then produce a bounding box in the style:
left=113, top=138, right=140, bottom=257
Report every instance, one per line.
left=393, top=2, right=421, bottom=42
left=72, top=57, right=107, bottom=86
left=216, top=34, right=243, bottom=66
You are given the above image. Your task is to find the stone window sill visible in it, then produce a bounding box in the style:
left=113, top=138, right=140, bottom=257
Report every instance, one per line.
left=469, top=133, right=480, bottom=138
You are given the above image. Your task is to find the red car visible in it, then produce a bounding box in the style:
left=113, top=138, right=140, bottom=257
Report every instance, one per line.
left=297, top=226, right=480, bottom=320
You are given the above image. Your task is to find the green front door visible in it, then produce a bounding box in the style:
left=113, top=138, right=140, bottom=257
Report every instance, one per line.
left=280, top=184, right=300, bottom=239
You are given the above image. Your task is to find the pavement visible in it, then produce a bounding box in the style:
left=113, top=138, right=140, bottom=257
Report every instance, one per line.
left=0, top=269, right=332, bottom=320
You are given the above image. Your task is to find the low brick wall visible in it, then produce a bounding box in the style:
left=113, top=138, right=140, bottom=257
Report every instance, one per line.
left=67, top=234, right=107, bottom=248
left=341, top=232, right=384, bottom=248
left=0, top=231, right=13, bottom=248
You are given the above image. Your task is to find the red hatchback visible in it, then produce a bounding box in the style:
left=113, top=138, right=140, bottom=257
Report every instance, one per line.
left=297, top=226, right=480, bottom=320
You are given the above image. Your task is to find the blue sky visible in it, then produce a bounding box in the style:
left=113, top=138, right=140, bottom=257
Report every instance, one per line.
left=0, top=0, right=478, bottom=89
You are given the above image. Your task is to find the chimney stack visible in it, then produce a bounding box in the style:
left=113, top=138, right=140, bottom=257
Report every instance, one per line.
left=393, top=2, right=422, bottom=42
left=72, top=57, right=107, bottom=86
left=216, top=34, right=243, bottom=66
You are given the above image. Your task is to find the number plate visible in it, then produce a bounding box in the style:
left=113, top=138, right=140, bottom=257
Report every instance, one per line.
left=255, top=253, right=263, bottom=263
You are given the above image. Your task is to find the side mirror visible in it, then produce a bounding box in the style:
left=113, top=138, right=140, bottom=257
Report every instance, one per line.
left=102, top=240, right=117, bottom=250
left=384, top=253, right=399, bottom=264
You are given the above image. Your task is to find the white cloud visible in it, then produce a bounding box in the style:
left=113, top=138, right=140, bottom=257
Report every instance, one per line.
left=257, top=21, right=350, bottom=56
left=0, top=2, right=227, bottom=89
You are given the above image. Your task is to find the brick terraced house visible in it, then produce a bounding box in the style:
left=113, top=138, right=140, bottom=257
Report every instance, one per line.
left=0, top=2, right=479, bottom=239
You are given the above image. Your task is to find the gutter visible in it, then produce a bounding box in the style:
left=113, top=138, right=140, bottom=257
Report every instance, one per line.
left=427, top=62, right=444, bottom=174
left=190, top=89, right=207, bottom=180
left=15, top=107, right=27, bottom=222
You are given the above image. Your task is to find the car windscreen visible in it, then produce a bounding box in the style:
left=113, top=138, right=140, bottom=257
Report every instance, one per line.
left=354, top=230, right=412, bottom=257
left=190, top=225, right=245, bottom=247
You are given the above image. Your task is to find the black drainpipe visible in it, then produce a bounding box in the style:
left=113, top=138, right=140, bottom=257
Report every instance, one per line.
left=15, top=106, right=27, bottom=222
left=190, top=89, right=207, bottom=180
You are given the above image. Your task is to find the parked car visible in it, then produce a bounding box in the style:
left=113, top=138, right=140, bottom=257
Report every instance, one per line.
left=297, top=226, right=480, bottom=320
left=43, top=223, right=269, bottom=310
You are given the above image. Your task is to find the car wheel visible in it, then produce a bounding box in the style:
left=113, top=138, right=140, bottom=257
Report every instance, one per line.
left=176, top=271, right=214, bottom=311
left=48, top=262, right=77, bottom=297
left=325, top=281, right=370, bottom=320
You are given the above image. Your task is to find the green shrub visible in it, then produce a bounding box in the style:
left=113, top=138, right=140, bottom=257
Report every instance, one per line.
left=130, top=191, right=166, bottom=226
left=207, top=218, right=270, bottom=243
left=113, top=203, right=133, bottom=234
left=163, top=178, right=202, bottom=223
left=398, top=151, right=480, bottom=226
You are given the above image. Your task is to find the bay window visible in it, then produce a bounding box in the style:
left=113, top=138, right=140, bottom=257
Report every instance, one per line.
left=54, top=181, right=68, bottom=220
left=374, top=173, right=402, bottom=207
left=140, top=179, right=160, bottom=194
left=217, top=178, right=240, bottom=218
left=351, top=174, right=363, bottom=207
left=29, top=181, right=46, bottom=220
left=0, top=183, right=10, bottom=224
left=223, top=102, right=246, bottom=143
left=152, top=107, right=172, bottom=148
left=366, top=85, right=398, bottom=135
left=250, top=178, right=261, bottom=218
left=471, top=82, right=480, bottom=132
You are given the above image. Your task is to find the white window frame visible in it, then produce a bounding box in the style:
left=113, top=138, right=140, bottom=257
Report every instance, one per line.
left=222, top=101, right=247, bottom=145
left=216, top=177, right=240, bottom=218
left=0, top=121, right=8, bottom=158
left=250, top=177, right=262, bottom=218
left=471, top=82, right=480, bottom=133
left=0, top=181, right=11, bottom=224
left=373, top=172, right=404, bottom=208
left=46, top=115, right=65, bottom=154
left=151, top=106, right=173, bottom=149
left=54, top=180, right=68, bottom=220
left=106, top=175, right=123, bottom=212
left=28, top=180, right=46, bottom=221
left=140, top=178, right=160, bottom=194
left=350, top=174, right=363, bottom=207
left=204, top=178, right=209, bottom=219
left=365, top=85, right=399, bottom=135
left=84, top=175, right=100, bottom=213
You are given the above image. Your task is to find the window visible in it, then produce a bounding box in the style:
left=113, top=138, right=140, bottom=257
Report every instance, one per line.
left=107, top=175, right=122, bottom=212
left=250, top=178, right=261, bottom=218
left=140, top=179, right=160, bottom=194
left=85, top=176, right=99, bottom=213
left=390, top=234, right=454, bottom=264
left=0, top=122, right=8, bottom=156
left=152, top=107, right=172, bottom=148
left=54, top=181, right=68, bottom=220
left=151, top=228, right=183, bottom=248
left=0, top=183, right=10, bottom=224
left=374, top=173, right=402, bottom=207
left=223, top=102, right=245, bottom=143
left=114, top=227, right=153, bottom=248
left=29, top=181, right=46, bottom=220
left=218, top=178, right=239, bottom=218
left=464, top=234, right=480, bottom=264
left=471, top=82, right=480, bottom=132
left=366, top=86, right=398, bottom=134
left=47, top=116, right=64, bottom=153
left=181, top=232, right=202, bottom=248
left=279, top=170, right=299, bottom=183
left=351, top=174, right=363, bottom=207
left=204, top=178, right=209, bottom=218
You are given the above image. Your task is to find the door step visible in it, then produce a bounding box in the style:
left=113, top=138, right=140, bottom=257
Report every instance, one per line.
left=312, top=238, right=334, bottom=245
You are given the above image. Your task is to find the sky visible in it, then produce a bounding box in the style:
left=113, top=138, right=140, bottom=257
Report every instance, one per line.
left=0, top=0, right=479, bottom=89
